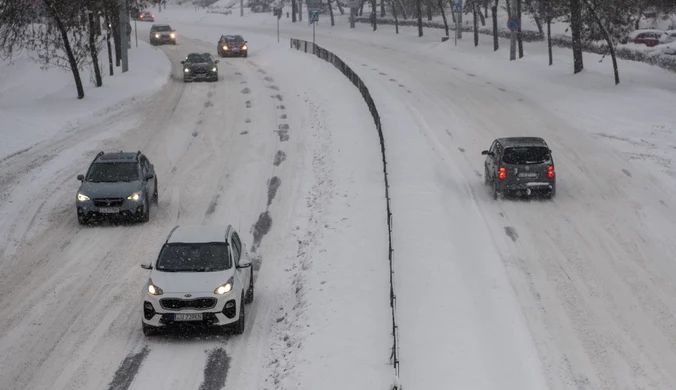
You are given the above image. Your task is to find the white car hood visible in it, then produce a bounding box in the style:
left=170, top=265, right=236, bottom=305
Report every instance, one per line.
left=150, top=269, right=233, bottom=294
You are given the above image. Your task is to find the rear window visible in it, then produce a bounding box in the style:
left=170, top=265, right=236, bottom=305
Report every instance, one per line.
left=156, top=243, right=231, bottom=272
left=502, top=146, right=551, bottom=165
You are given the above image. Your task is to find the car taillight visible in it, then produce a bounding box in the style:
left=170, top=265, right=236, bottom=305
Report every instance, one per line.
left=547, top=165, right=555, bottom=178
left=498, top=167, right=507, bottom=180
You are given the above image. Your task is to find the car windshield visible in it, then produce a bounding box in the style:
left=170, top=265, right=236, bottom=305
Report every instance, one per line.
left=154, top=26, right=171, bottom=32
left=223, top=35, right=243, bottom=42
left=502, top=146, right=551, bottom=165
left=186, top=53, right=208, bottom=63
left=156, top=243, right=231, bottom=272
left=86, top=162, right=139, bottom=182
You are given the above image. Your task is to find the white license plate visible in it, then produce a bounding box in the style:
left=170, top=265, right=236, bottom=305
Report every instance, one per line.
left=197, top=74, right=206, bottom=78
left=518, top=173, right=538, bottom=178
left=174, top=313, right=203, bottom=321
left=232, top=48, right=240, bottom=52
left=99, top=207, right=120, bottom=213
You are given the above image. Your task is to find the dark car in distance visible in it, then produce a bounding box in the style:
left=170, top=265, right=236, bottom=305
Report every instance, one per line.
left=217, top=35, right=248, bottom=57
left=182, top=53, right=219, bottom=82
left=75, top=151, right=158, bottom=224
left=140, top=11, right=155, bottom=22
left=482, top=137, right=556, bottom=200
left=150, top=24, right=176, bottom=45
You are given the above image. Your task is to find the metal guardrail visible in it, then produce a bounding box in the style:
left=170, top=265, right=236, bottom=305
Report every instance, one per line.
left=290, top=38, right=401, bottom=386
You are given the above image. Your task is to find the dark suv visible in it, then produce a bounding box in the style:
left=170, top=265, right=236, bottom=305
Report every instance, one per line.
left=482, top=137, right=556, bottom=199
left=150, top=24, right=176, bottom=45
left=75, top=151, right=158, bottom=224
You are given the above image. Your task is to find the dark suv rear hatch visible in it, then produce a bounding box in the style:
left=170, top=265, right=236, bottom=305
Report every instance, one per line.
left=502, top=146, right=553, bottom=182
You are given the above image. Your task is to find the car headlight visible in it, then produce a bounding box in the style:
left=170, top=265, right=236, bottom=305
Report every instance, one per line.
left=155, top=33, right=160, bottom=38
left=222, top=45, right=228, bottom=50
left=77, top=193, right=90, bottom=202
left=212, top=67, right=217, bottom=72
left=170, top=32, right=176, bottom=38
left=214, top=277, right=234, bottom=295
left=147, top=279, right=163, bottom=295
left=127, top=191, right=143, bottom=201
left=242, top=45, right=247, bottom=50
left=184, top=68, right=190, bottom=72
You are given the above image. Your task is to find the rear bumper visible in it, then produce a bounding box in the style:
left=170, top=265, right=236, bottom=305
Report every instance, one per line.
left=497, top=180, right=555, bottom=193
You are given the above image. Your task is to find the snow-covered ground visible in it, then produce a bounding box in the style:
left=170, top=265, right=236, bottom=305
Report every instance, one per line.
left=0, top=40, right=170, bottom=162
left=3, top=3, right=676, bottom=390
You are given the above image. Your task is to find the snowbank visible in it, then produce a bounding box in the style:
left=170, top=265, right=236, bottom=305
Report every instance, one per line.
left=0, top=40, right=171, bottom=161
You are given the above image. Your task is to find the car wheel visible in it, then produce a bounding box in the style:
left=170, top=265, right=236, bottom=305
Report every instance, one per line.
left=141, top=198, right=150, bottom=222
left=243, top=52, right=248, bottom=58
left=78, top=214, right=88, bottom=225
left=142, top=321, right=157, bottom=336
left=153, top=180, right=159, bottom=203
left=231, top=295, right=246, bottom=334
left=547, top=184, right=556, bottom=199
left=484, top=167, right=490, bottom=186
left=244, top=273, right=254, bottom=304
left=492, top=180, right=498, bottom=200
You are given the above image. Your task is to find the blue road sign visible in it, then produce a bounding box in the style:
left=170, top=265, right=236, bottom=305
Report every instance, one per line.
left=309, top=11, right=319, bottom=23
left=507, top=16, right=520, bottom=31
left=452, top=0, right=462, bottom=12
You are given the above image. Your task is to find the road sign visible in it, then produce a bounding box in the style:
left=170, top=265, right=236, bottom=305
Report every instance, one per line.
left=452, top=0, right=462, bottom=12
left=507, top=16, right=520, bottom=31
left=309, top=11, right=319, bottom=23
left=306, top=0, right=322, bottom=11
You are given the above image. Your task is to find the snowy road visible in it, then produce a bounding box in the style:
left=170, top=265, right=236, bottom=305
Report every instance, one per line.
left=161, top=7, right=676, bottom=389
left=0, top=30, right=391, bottom=390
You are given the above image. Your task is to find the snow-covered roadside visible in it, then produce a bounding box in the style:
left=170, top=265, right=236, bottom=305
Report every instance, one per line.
left=0, top=40, right=170, bottom=161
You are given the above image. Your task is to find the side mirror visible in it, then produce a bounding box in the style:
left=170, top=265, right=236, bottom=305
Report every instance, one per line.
left=481, top=150, right=489, bottom=155
left=237, top=257, right=252, bottom=268
left=77, top=174, right=85, bottom=181
left=140, top=263, right=153, bottom=270
left=180, top=60, right=185, bottom=64
left=145, top=173, right=155, bottom=180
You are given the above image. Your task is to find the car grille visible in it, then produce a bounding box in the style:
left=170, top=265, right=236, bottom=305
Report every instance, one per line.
left=160, top=298, right=217, bottom=310
left=93, top=198, right=124, bottom=207
left=191, top=66, right=209, bottom=74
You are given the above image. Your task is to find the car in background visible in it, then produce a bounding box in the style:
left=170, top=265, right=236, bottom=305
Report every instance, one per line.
left=150, top=24, right=176, bottom=45
left=139, top=11, right=155, bottom=22
left=621, top=29, right=664, bottom=47
left=75, top=151, right=158, bottom=224
left=140, top=225, right=254, bottom=336
left=482, top=137, right=556, bottom=200
left=659, top=30, right=676, bottom=44
left=217, top=34, right=248, bottom=57
left=181, top=52, right=219, bottom=82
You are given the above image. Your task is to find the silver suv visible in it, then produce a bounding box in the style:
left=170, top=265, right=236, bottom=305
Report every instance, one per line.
left=75, top=151, right=158, bottom=224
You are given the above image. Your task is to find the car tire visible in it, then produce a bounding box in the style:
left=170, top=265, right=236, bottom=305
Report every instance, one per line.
left=492, top=180, right=498, bottom=200
left=78, top=214, right=88, bottom=225
left=141, top=198, right=150, bottom=223
left=244, top=273, right=254, bottom=304
left=243, top=52, right=248, bottom=58
left=142, top=321, right=157, bottom=336
left=484, top=167, right=490, bottom=186
left=153, top=180, right=159, bottom=203
left=546, top=185, right=556, bottom=199
left=231, top=295, right=246, bottom=334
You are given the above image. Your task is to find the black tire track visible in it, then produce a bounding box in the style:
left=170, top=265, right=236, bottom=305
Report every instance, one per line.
left=197, top=348, right=230, bottom=390
left=107, top=347, right=150, bottom=390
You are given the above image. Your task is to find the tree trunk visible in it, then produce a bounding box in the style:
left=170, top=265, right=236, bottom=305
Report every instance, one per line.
left=104, top=11, right=113, bottom=75
left=582, top=0, right=619, bottom=84
left=43, top=0, right=85, bottom=99
left=292, top=0, right=297, bottom=22
left=473, top=0, right=479, bottom=46
left=381, top=0, right=386, bottom=16
left=87, top=11, right=102, bottom=87
left=391, top=0, right=400, bottom=33
left=517, top=0, right=523, bottom=57
left=417, top=0, right=423, bottom=36
left=337, top=0, right=345, bottom=15
left=398, top=0, right=408, bottom=18
left=492, top=1, right=499, bottom=50
left=570, top=0, right=584, bottom=73
left=450, top=0, right=456, bottom=23
left=299, top=0, right=303, bottom=21
left=525, top=0, right=543, bottom=37
left=426, top=0, right=433, bottom=20
left=438, top=0, right=449, bottom=36
left=372, top=0, right=377, bottom=30
left=359, top=0, right=365, bottom=16
left=505, top=0, right=512, bottom=17
left=478, top=1, right=486, bottom=26
left=328, top=0, right=335, bottom=25
left=547, top=2, right=552, bottom=65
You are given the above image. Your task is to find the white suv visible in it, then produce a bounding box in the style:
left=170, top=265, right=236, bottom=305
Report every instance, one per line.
left=140, top=224, right=254, bottom=336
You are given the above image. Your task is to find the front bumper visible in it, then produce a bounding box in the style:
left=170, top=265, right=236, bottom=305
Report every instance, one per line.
left=219, top=48, right=247, bottom=56
left=142, top=292, right=241, bottom=329
left=76, top=197, right=146, bottom=220
left=151, top=36, right=175, bottom=44
left=183, top=71, right=218, bottom=81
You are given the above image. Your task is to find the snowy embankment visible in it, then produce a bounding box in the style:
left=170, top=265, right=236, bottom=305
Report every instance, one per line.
left=164, top=5, right=676, bottom=389
left=0, top=40, right=170, bottom=162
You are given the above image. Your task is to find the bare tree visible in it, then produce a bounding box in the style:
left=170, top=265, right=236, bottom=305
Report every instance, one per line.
left=473, top=0, right=479, bottom=45
left=492, top=0, right=499, bottom=50
left=582, top=0, right=619, bottom=84
left=438, top=0, right=450, bottom=36
left=570, top=0, right=584, bottom=73
left=517, top=0, right=523, bottom=57
left=417, top=0, right=423, bottom=36
left=328, top=0, right=335, bottom=25
left=390, top=0, right=401, bottom=32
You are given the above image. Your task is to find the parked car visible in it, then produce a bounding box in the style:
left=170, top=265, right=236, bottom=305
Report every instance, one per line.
left=139, top=11, right=155, bottom=22
left=150, top=24, right=176, bottom=45
left=140, top=225, right=254, bottom=336
left=182, top=52, right=219, bottom=82
left=217, top=34, right=248, bottom=57
left=659, top=30, right=676, bottom=44
left=621, top=29, right=664, bottom=47
left=482, top=137, right=556, bottom=200
left=75, top=151, right=158, bottom=224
